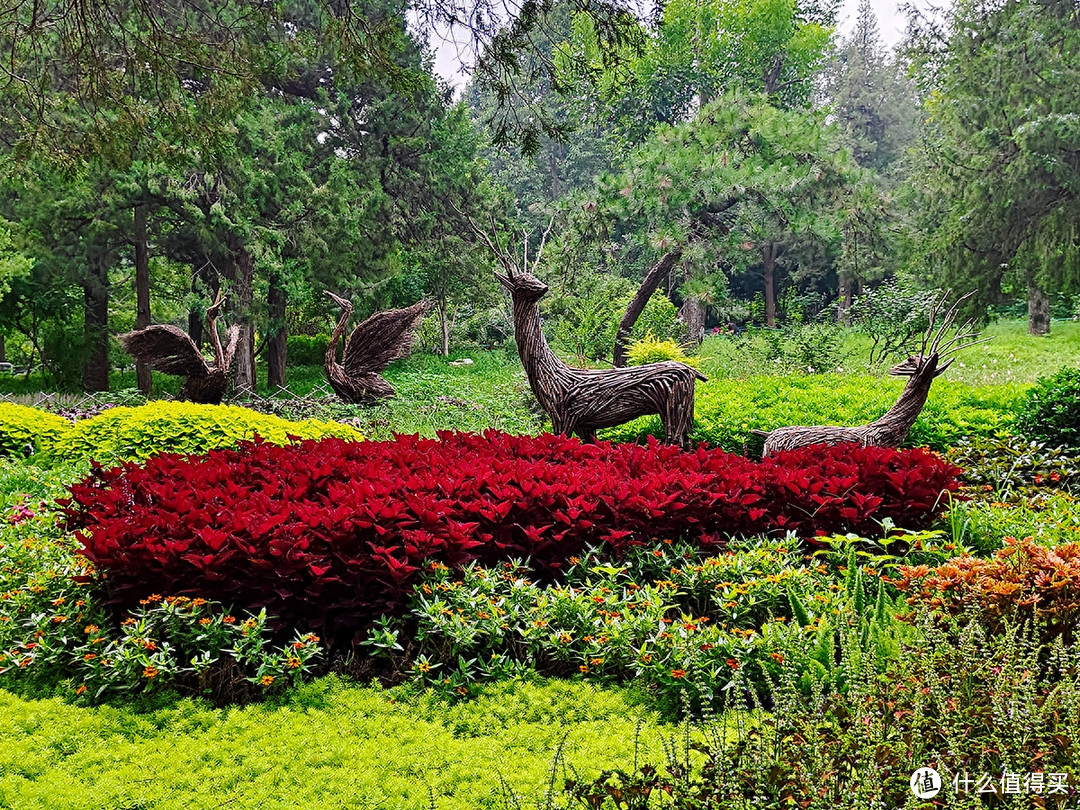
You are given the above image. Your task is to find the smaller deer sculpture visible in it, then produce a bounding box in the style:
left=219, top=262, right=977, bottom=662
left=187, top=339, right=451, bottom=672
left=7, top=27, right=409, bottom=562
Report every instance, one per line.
left=467, top=214, right=707, bottom=448
left=754, top=291, right=988, bottom=456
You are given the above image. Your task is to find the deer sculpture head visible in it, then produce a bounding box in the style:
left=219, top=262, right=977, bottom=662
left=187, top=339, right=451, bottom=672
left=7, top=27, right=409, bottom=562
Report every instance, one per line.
left=888, top=353, right=952, bottom=378
left=494, top=265, right=550, bottom=302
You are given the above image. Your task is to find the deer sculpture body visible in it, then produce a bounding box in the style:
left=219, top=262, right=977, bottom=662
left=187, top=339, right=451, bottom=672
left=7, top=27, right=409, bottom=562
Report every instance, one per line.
left=754, top=291, right=987, bottom=456
left=323, top=292, right=428, bottom=405
left=118, top=292, right=239, bottom=404
left=469, top=214, right=706, bottom=448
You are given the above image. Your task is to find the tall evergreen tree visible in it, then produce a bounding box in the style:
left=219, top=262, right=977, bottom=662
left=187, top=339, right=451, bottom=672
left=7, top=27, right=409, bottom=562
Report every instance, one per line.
left=908, top=0, right=1080, bottom=334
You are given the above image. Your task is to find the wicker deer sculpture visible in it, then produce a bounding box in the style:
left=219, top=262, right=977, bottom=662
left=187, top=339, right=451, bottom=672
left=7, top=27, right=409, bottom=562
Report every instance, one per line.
left=323, top=292, right=428, bottom=404
left=470, top=216, right=707, bottom=448
left=118, top=291, right=240, bottom=404
left=753, top=291, right=988, bottom=456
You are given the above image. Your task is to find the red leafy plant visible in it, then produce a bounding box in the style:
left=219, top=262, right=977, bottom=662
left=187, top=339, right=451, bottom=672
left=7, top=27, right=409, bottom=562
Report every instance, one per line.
left=62, top=432, right=960, bottom=644
left=896, top=536, right=1080, bottom=643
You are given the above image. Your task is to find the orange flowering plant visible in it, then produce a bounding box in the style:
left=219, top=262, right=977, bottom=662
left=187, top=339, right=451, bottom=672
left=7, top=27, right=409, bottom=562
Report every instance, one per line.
left=896, top=537, right=1080, bottom=644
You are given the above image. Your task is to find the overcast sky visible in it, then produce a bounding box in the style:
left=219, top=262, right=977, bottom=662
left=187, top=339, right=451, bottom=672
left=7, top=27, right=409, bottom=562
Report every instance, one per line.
left=430, top=0, right=930, bottom=89
left=836, top=0, right=923, bottom=49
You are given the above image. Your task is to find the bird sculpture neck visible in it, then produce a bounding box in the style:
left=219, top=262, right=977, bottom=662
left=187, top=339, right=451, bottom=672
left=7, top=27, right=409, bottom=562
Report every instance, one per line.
left=512, top=294, right=572, bottom=409
left=865, top=362, right=938, bottom=446
left=208, top=312, right=225, bottom=369
left=327, top=308, right=351, bottom=369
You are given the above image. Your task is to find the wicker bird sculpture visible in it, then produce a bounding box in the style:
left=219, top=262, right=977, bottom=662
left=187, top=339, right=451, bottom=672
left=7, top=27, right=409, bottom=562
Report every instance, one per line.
left=753, top=291, right=988, bottom=456
left=323, top=292, right=428, bottom=404
left=118, top=293, right=240, bottom=404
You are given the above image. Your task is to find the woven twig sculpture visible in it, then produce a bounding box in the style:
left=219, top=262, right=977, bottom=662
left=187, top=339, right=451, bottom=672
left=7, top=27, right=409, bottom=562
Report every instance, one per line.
left=323, top=292, right=428, bottom=405
left=118, top=292, right=240, bottom=404
left=754, top=291, right=989, bottom=456
left=470, top=215, right=706, bottom=448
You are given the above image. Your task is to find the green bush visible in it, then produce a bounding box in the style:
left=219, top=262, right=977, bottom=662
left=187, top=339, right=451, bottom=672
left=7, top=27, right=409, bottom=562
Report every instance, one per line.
left=602, top=374, right=1024, bottom=453
left=1016, top=366, right=1080, bottom=449
left=548, top=273, right=635, bottom=362
left=285, top=334, right=330, bottom=366
left=0, top=403, right=70, bottom=458
left=631, top=291, right=684, bottom=343
left=46, top=401, right=364, bottom=463
left=730, top=322, right=850, bottom=376
left=625, top=333, right=698, bottom=367
left=459, top=305, right=515, bottom=349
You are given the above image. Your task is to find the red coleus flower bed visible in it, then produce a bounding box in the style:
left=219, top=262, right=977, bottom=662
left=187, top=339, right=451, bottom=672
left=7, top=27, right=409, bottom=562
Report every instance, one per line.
left=62, top=432, right=960, bottom=642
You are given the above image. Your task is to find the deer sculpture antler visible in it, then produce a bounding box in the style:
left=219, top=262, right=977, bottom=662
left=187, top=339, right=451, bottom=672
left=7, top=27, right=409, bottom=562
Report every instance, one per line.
left=754, top=289, right=990, bottom=456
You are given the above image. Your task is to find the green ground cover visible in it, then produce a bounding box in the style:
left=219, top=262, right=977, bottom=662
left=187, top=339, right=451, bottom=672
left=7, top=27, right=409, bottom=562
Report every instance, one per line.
left=0, top=680, right=666, bottom=810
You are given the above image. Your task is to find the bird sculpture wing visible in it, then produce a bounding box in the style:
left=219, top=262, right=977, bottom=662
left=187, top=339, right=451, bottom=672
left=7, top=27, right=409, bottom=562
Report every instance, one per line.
left=118, top=325, right=212, bottom=378
left=343, top=300, right=429, bottom=377
left=221, top=324, right=241, bottom=372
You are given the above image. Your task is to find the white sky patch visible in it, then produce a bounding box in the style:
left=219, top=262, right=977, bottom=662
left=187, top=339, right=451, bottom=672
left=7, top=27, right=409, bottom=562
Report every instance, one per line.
left=425, top=0, right=938, bottom=90
left=835, top=0, right=936, bottom=51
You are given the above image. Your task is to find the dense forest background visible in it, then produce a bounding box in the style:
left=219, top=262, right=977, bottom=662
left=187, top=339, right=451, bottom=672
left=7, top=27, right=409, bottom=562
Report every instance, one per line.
left=0, top=0, right=1076, bottom=393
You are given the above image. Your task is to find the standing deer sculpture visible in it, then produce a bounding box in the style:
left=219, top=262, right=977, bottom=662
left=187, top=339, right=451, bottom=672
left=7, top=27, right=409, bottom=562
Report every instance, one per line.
left=468, top=214, right=707, bottom=448
left=118, top=291, right=240, bottom=404
left=753, top=291, right=988, bottom=456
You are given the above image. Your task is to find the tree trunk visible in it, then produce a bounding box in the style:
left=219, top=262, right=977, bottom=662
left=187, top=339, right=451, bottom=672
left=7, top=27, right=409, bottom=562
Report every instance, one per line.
left=613, top=251, right=681, bottom=367
left=762, top=244, right=778, bottom=328
left=267, top=272, right=287, bottom=390
left=837, top=274, right=854, bottom=325
left=547, top=147, right=561, bottom=201
left=1028, top=280, right=1051, bottom=336
left=0, top=333, right=6, bottom=363
left=82, top=255, right=110, bottom=392
left=134, top=202, right=152, bottom=395
left=679, top=296, right=706, bottom=346
left=439, top=296, right=450, bottom=357
left=225, top=235, right=256, bottom=394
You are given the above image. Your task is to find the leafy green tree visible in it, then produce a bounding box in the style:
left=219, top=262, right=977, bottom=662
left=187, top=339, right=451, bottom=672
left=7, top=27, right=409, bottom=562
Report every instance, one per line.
left=562, top=0, right=836, bottom=144
left=825, top=0, right=916, bottom=173
left=566, top=93, right=863, bottom=350
left=907, top=0, right=1080, bottom=334
left=0, top=0, right=642, bottom=158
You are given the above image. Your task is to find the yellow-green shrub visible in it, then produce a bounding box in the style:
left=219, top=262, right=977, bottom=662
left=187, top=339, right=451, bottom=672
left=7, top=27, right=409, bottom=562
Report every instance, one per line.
left=626, top=333, right=698, bottom=367
left=0, top=403, right=70, bottom=458
left=47, top=402, right=363, bottom=463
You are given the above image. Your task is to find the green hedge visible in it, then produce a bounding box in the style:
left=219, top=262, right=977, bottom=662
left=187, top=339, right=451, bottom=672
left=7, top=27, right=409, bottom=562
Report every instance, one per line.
left=0, top=403, right=70, bottom=458
left=1015, top=366, right=1080, bottom=449
left=0, top=401, right=364, bottom=464
left=48, top=402, right=364, bottom=463
left=601, top=373, right=1026, bottom=453
left=286, top=334, right=331, bottom=366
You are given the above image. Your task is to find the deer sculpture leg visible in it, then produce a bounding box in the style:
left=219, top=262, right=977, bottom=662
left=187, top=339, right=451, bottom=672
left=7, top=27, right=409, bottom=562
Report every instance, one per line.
left=661, top=375, right=696, bottom=449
